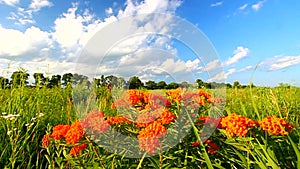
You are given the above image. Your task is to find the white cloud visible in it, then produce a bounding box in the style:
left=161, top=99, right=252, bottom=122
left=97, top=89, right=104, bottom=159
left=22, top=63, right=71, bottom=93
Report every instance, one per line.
left=211, top=1, right=223, bottom=7
left=252, top=0, right=265, bottom=11
left=118, top=0, right=182, bottom=17
left=208, top=68, right=236, bottom=82
left=223, top=46, right=249, bottom=66
left=260, top=55, right=300, bottom=71
left=7, top=8, right=35, bottom=25
left=0, top=25, right=52, bottom=57
left=105, top=7, right=113, bottom=15
left=0, top=0, right=19, bottom=6
left=237, top=65, right=254, bottom=72
left=1, top=0, right=186, bottom=83
left=29, top=0, right=52, bottom=12
left=239, top=4, right=248, bottom=10
left=185, top=59, right=200, bottom=71
left=198, top=59, right=222, bottom=73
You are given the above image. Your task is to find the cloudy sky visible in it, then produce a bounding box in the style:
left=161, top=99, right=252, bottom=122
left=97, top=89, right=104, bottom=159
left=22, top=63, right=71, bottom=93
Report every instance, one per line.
left=0, top=0, right=299, bottom=86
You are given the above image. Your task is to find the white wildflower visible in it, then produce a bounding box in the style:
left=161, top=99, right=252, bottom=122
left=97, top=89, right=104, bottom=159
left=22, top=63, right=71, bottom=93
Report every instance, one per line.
left=7, top=130, right=12, bottom=136
left=38, top=113, right=45, bottom=117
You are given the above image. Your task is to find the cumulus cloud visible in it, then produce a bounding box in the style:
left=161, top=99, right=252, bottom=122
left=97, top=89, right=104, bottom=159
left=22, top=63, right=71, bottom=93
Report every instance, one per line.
left=208, top=68, right=236, bottom=82
left=198, top=59, right=222, bottom=73
left=29, top=0, right=52, bottom=12
left=252, top=0, right=266, bottom=11
left=223, top=46, right=249, bottom=66
left=1, top=0, right=193, bottom=83
left=211, top=1, right=223, bottom=7
left=260, top=55, right=300, bottom=71
left=0, top=0, right=19, bottom=6
left=0, top=25, right=52, bottom=57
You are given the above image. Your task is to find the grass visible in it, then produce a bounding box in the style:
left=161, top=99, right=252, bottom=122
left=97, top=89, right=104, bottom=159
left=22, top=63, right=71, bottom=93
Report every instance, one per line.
left=0, top=85, right=299, bottom=168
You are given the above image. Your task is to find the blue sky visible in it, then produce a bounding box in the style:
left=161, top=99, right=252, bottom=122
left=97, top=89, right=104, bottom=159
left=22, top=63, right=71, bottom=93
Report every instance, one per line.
left=0, top=0, right=299, bottom=87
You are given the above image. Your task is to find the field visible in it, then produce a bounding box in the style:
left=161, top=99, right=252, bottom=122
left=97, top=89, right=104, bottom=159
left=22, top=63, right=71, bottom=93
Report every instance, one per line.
left=0, top=85, right=299, bottom=168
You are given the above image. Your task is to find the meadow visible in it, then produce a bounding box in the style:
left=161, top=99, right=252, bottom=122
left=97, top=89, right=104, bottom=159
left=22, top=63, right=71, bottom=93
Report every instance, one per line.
left=0, top=84, right=299, bottom=169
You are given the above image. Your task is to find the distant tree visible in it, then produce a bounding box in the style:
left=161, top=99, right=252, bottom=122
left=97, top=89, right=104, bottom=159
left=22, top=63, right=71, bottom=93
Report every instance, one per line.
left=203, top=82, right=211, bottom=89
left=33, top=73, right=46, bottom=87
left=10, top=68, right=29, bottom=87
left=73, top=73, right=89, bottom=85
left=128, top=76, right=143, bottom=89
left=62, top=73, right=73, bottom=87
left=233, top=81, right=241, bottom=89
left=156, top=81, right=167, bottom=89
left=196, top=79, right=205, bottom=88
left=179, top=81, right=190, bottom=88
left=0, top=76, right=9, bottom=89
left=49, top=75, right=61, bottom=88
left=166, top=82, right=179, bottom=89
left=145, top=80, right=157, bottom=90
left=225, top=83, right=232, bottom=88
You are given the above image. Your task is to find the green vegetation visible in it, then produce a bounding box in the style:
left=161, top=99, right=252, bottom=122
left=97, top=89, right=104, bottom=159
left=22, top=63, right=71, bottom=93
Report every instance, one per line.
left=0, top=69, right=299, bottom=168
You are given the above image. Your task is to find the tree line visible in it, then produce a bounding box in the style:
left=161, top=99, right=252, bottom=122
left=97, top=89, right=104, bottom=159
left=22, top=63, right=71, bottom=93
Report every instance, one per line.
left=0, top=68, right=254, bottom=89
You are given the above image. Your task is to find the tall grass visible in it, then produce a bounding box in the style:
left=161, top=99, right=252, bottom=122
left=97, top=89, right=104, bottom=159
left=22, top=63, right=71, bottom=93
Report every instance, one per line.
left=0, top=85, right=299, bottom=168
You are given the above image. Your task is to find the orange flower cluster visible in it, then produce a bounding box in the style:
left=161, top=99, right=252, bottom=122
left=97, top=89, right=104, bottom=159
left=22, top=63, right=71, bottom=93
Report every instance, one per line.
left=181, top=89, right=213, bottom=108
left=42, top=134, right=51, bottom=147
left=220, top=113, right=257, bottom=137
left=69, top=144, right=88, bottom=157
left=106, top=116, right=132, bottom=125
left=157, top=108, right=176, bottom=125
left=138, top=121, right=167, bottom=154
left=65, top=120, right=84, bottom=144
left=50, top=124, right=71, bottom=140
left=258, top=116, right=293, bottom=135
left=41, top=120, right=87, bottom=156
left=166, top=88, right=183, bottom=103
left=80, top=110, right=109, bottom=133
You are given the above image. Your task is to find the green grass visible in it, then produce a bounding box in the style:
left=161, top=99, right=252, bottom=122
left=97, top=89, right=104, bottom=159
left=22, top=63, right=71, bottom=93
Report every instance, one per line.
left=0, top=85, right=299, bottom=168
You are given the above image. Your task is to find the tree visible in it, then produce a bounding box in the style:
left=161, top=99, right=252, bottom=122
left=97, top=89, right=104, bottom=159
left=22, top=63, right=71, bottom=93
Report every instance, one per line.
left=128, top=76, right=143, bottom=89
left=179, top=81, right=190, bottom=88
left=145, top=80, right=157, bottom=90
left=233, top=81, right=241, bottom=89
left=48, top=75, right=61, bottom=88
left=33, top=73, right=46, bottom=87
left=196, top=79, right=204, bottom=88
left=10, top=68, right=29, bottom=87
left=166, top=82, right=179, bottom=89
left=0, top=77, right=9, bottom=89
left=62, top=73, right=73, bottom=87
left=156, top=81, right=167, bottom=89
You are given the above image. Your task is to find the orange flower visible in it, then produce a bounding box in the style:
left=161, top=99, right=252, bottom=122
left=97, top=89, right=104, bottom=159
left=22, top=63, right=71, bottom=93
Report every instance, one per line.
left=106, top=116, right=132, bottom=125
left=81, top=110, right=109, bottom=134
left=157, top=109, right=176, bottom=125
left=50, top=124, right=71, bottom=140
left=138, top=121, right=166, bottom=154
left=220, top=113, right=257, bottom=137
left=65, top=120, right=84, bottom=144
left=258, top=116, right=293, bottom=135
left=42, top=134, right=51, bottom=148
left=135, top=111, right=157, bottom=128
left=69, top=144, right=87, bottom=157
left=166, top=88, right=182, bottom=103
